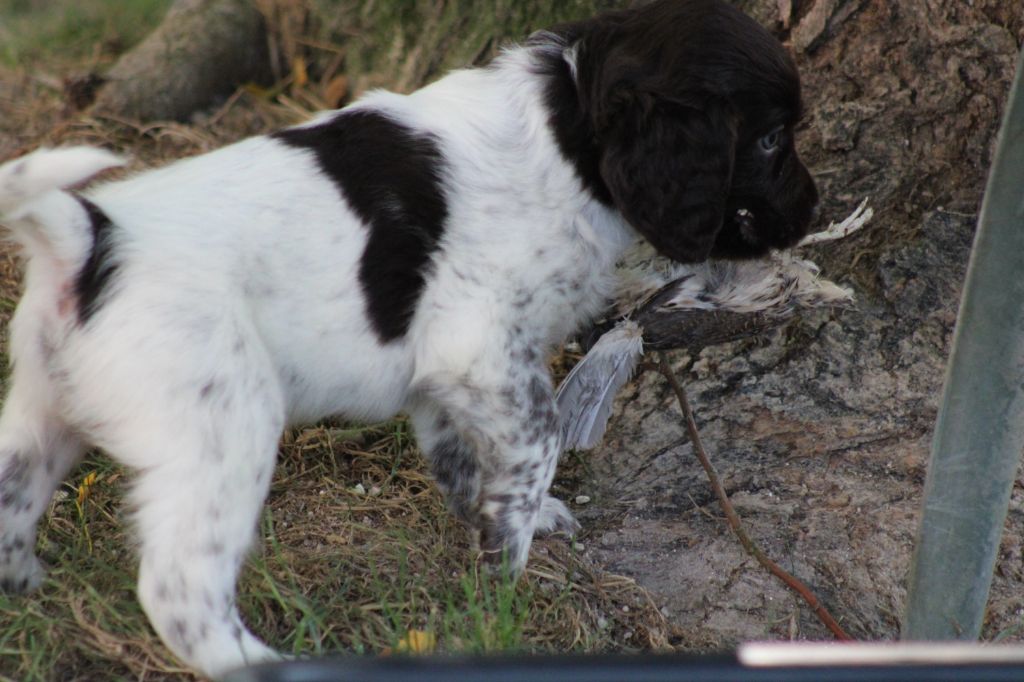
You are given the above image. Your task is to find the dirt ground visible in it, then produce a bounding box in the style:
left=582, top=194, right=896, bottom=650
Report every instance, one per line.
left=584, top=0, right=1024, bottom=644
left=1, top=0, right=1024, bottom=667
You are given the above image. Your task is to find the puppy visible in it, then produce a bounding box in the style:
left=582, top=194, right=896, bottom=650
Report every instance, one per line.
left=0, top=0, right=817, bottom=676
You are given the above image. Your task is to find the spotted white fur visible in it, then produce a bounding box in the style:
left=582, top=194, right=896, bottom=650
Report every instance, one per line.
left=0, top=48, right=630, bottom=679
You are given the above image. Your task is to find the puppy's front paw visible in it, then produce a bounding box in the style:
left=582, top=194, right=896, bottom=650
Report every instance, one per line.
left=534, top=495, right=580, bottom=537
left=478, top=517, right=532, bottom=577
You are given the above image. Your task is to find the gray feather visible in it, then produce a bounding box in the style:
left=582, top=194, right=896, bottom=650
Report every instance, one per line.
left=556, top=321, right=644, bottom=450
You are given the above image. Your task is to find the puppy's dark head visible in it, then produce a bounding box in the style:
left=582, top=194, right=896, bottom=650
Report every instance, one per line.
left=551, top=0, right=818, bottom=262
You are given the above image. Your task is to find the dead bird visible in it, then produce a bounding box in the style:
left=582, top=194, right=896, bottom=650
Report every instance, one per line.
left=557, top=200, right=872, bottom=451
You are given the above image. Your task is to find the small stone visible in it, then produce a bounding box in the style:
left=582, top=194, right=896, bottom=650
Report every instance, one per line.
left=353, top=483, right=366, bottom=495
left=369, top=485, right=382, bottom=497
left=575, top=495, right=591, bottom=505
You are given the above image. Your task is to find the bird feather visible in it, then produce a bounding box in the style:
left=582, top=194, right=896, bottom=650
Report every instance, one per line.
left=556, top=321, right=644, bottom=451
left=556, top=200, right=872, bottom=452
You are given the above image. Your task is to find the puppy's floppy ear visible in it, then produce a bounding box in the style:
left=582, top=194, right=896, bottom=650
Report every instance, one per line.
left=599, top=94, right=738, bottom=263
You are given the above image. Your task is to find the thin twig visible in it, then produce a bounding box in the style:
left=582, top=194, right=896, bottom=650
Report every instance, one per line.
left=656, top=351, right=853, bottom=641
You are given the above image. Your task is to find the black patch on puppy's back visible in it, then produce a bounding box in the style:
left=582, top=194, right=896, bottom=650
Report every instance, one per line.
left=273, top=111, right=449, bottom=342
left=74, top=196, right=120, bottom=324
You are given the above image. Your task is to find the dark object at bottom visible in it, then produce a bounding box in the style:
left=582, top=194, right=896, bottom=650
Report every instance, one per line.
left=223, top=652, right=1024, bottom=682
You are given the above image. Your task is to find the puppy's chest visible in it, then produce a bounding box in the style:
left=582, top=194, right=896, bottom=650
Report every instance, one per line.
left=508, top=252, right=612, bottom=342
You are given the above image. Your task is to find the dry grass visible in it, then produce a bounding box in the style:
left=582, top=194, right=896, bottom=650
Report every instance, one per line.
left=0, top=6, right=681, bottom=680
left=0, top=420, right=680, bottom=680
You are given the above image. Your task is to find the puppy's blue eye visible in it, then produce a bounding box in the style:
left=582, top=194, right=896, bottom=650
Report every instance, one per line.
left=759, top=129, right=782, bottom=152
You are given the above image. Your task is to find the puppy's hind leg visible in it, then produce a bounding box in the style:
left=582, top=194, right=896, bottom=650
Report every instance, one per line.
left=90, top=322, right=287, bottom=678
left=0, top=381, right=85, bottom=593
left=0, top=302, right=87, bottom=593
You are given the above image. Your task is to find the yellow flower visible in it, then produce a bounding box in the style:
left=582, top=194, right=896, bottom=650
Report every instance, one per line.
left=387, top=629, right=436, bottom=655
left=76, top=471, right=98, bottom=506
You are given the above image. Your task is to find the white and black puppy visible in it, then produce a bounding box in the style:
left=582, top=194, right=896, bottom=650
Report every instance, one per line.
left=0, top=0, right=817, bottom=676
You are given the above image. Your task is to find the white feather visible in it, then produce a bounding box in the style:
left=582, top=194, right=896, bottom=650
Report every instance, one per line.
left=797, top=198, right=873, bottom=246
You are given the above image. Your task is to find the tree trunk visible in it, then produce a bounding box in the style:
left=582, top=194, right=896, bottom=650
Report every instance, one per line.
left=90, top=0, right=272, bottom=122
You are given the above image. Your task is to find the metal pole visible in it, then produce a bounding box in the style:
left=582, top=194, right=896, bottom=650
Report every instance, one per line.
left=903, top=48, right=1024, bottom=640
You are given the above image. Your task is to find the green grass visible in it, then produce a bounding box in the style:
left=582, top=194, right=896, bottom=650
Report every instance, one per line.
left=0, top=424, right=673, bottom=681
left=0, top=0, right=173, bottom=67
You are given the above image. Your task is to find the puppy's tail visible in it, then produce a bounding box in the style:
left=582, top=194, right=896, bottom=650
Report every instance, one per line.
left=0, top=146, right=125, bottom=261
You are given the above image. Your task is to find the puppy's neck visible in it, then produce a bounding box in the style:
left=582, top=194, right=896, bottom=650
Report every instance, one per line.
left=526, top=35, right=612, bottom=211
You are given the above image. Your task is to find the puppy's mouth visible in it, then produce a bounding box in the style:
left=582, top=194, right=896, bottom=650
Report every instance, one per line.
left=713, top=200, right=811, bottom=259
